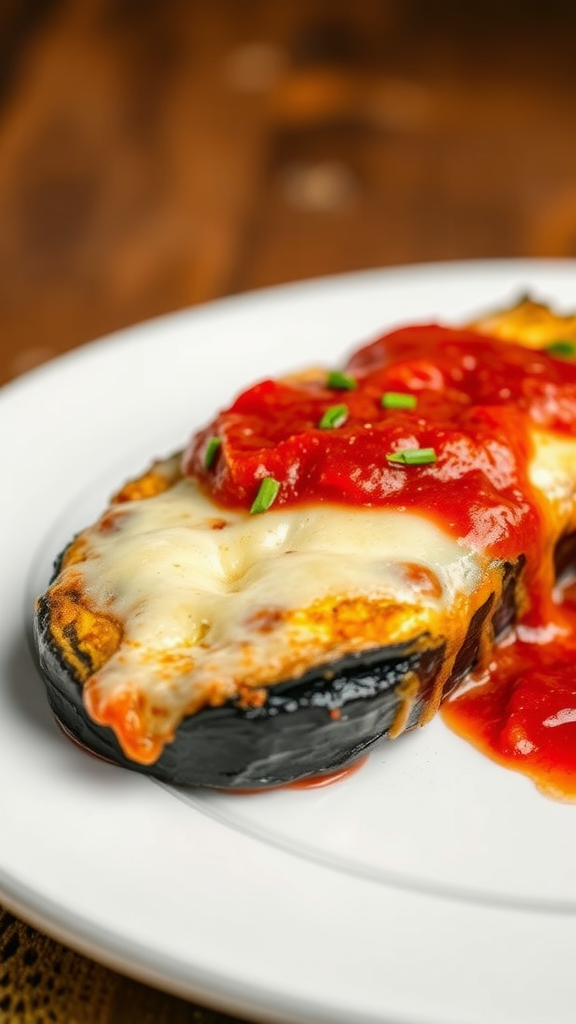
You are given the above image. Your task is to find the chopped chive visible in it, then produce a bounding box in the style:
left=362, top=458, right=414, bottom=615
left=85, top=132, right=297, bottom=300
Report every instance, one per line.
left=545, top=339, right=576, bottom=359
left=327, top=370, right=357, bottom=391
left=250, top=477, right=280, bottom=514
left=318, top=403, right=349, bottom=429
left=386, top=447, right=437, bottom=466
left=381, top=391, right=417, bottom=410
left=203, top=436, right=222, bottom=469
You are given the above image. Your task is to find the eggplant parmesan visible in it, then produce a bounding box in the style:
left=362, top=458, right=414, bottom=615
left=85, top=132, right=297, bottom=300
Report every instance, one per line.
left=34, top=299, right=576, bottom=792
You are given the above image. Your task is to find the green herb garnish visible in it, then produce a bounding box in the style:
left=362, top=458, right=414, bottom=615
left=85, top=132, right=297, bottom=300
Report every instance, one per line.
left=318, top=403, right=349, bottom=429
left=386, top=447, right=437, bottom=466
left=545, top=339, right=576, bottom=360
left=381, top=391, right=417, bottom=410
left=326, top=370, right=357, bottom=391
left=203, top=436, right=222, bottom=469
left=250, top=477, right=281, bottom=514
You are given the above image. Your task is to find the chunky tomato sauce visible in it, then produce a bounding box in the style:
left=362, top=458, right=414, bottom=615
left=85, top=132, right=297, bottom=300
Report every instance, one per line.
left=441, top=582, right=576, bottom=801
left=183, top=323, right=576, bottom=799
left=185, top=326, right=574, bottom=560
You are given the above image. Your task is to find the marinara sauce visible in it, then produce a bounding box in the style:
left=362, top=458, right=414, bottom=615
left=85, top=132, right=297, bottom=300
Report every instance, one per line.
left=183, top=324, right=576, bottom=799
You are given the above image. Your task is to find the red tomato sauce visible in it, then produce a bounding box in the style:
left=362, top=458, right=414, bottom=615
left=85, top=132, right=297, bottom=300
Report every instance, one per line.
left=184, top=325, right=575, bottom=562
left=183, top=324, right=576, bottom=799
left=441, top=581, right=576, bottom=801
left=225, top=755, right=370, bottom=795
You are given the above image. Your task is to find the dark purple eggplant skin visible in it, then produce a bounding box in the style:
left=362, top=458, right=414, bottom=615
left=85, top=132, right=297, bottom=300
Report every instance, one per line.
left=34, top=592, right=445, bottom=788
left=33, top=567, right=521, bottom=789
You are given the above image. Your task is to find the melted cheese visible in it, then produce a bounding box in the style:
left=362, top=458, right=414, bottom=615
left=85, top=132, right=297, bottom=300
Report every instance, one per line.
left=44, top=410, right=576, bottom=767
left=48, top=454, right=505, bottom=763
left=530, top=430, right=576, bottom=529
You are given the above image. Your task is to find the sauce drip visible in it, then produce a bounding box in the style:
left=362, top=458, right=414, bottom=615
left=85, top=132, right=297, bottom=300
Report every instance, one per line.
left=223, top=756, right=369, bottom=795
left=441, top=578, right=576, bottom=801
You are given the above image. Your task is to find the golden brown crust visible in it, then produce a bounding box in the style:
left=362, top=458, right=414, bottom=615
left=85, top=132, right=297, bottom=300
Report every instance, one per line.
left=470, top=297, right=576, bottom=349
left=41, top=459, right=185, bottom=688
left=39, top=575, right=123, bottom=684
left=111, top=454, right=183, bottom=503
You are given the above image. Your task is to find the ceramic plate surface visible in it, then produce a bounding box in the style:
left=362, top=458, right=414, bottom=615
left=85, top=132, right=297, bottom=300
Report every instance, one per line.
left=2, top=260, right=576, bottom=1024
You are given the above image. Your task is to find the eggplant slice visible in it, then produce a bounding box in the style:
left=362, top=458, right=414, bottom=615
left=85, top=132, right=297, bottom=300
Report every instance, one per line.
left=32, top=298, right=576, bottom=789
left=33, top=456, right=524, bottom=789
left=36, top=581, right=518, bottom=789
left=36, top=607, right=441, bottom=788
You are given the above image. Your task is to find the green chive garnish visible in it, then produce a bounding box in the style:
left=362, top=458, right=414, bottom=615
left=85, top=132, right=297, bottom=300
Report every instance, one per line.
left=318, top=403, right=349, bottom=429
left=204, top=436, right=222, bottom=469
left=386, top=447, right=437, bottom=466
left=545, top=339, right=576, bottom=359
left=327, top=370, right=357, bottom=391
left=381, top=391, right=417, bottom=410
left=250, top=477, right=280, bottom=514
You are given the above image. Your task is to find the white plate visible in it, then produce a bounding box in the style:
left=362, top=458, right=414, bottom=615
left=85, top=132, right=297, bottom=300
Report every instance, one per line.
left=2, top=260, right=576, bottom=1024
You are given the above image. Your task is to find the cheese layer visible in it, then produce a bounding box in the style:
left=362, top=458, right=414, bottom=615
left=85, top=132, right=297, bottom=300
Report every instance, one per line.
left=46, top=454, right=507, bottom=764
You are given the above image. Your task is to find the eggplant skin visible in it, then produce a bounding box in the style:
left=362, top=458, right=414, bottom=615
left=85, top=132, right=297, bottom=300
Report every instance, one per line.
left=35, top=588, right=449, bottom=788
left=32, top=500, right=524, bottom=790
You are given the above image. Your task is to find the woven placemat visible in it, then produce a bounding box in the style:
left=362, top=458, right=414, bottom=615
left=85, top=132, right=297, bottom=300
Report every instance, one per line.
left=0, top=906, right=242, bottom=1024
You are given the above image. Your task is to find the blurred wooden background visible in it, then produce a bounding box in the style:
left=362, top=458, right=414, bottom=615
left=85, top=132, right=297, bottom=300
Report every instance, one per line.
left=2, top=0, right=576, bottom=386
left=1, top=1, right=576, bottom=1022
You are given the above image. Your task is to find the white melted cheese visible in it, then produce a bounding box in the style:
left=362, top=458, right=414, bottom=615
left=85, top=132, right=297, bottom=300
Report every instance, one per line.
left=55, top=466, right=492, bottom=756
left=52, top=422, right=575, bottom=760
left=530, top=430, right=576, bottom=530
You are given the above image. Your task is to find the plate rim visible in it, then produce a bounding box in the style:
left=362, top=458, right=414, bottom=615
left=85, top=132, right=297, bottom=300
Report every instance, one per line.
left=2, top=258, right=576, bottom=1024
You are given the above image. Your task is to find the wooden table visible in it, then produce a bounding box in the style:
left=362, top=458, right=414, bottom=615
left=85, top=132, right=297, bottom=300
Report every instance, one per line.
left=1, top=1, right=575, bottom=1020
